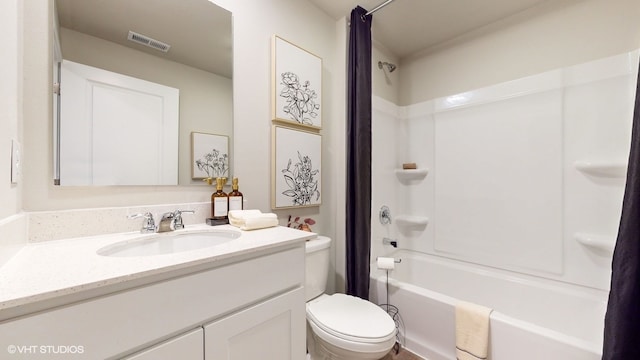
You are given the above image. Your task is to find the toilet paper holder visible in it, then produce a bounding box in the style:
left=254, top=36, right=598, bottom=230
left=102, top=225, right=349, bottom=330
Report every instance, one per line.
left=376, top=256, right=402, bottom=264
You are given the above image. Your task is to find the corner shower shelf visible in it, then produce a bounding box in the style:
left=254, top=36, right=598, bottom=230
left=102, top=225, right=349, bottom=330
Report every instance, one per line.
left=396, top=215, right=429, bottom=228
left=394, top=168, right=429, bottom=181
left=574, top=161, right=627, bottom=178
left=574, top=232, right=615, bottom=254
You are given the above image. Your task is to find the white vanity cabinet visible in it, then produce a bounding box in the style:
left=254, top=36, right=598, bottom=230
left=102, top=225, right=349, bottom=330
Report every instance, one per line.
left=204, top=287, right=305, bottom=359
left=123, top=328, right=203, bottom=360
left=0, top=244, right=306, bottom=360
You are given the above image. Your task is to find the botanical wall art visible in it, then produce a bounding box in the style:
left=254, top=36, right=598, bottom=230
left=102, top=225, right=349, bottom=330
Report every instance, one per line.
left=272, top=35, right=322, bottom=129
left=191, top=132, right=229, bottom=180
left=272, top=125, right=322, bottom=209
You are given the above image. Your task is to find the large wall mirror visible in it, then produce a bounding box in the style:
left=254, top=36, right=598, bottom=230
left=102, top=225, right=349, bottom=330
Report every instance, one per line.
left=53, top=0, right=233, bottom=186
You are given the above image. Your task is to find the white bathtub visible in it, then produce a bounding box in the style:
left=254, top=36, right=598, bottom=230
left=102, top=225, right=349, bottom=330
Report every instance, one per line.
left=369, top=250, right=606, bottom=360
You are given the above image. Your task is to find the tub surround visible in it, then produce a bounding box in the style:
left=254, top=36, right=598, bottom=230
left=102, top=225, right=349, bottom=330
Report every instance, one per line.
left=368, top=49, right=638, bottom=360
left=372, top=49, right=638, bottom=291
left=0, top=224, right=314, bottom=321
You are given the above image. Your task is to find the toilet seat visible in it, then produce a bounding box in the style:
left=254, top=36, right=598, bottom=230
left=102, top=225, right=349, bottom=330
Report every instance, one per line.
left=306, top=294, right=397, bottom=353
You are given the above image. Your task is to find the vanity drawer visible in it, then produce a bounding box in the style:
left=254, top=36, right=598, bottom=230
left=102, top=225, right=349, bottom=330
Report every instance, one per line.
left=0, top=245, right=304, bottom=359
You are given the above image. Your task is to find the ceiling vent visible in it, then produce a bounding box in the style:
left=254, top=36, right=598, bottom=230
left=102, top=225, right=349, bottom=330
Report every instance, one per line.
left=127, top=31, right=170, bottom=53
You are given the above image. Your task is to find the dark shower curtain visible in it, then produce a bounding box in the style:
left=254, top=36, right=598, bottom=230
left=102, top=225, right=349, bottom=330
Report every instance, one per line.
left=602, top=60, right=640, bottom=359
left=346, top=6, right=373, bottom=300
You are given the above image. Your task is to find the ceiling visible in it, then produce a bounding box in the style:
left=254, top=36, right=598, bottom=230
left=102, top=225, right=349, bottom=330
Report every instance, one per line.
left=308, top=0, right=552, bottom=59
left=56, top=0, right=233, bottom=78
left=56, top=0, right=554, bottom=76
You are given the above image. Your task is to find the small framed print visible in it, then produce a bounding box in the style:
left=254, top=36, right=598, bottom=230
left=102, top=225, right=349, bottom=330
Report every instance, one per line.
left=272, top=125, right=322, bottom=209
left=272, top=35, right=322, bottom=129
left=191, top=132, right=229, bottom=180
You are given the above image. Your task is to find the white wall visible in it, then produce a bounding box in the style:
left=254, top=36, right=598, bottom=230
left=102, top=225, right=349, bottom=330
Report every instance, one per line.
left=372, top=42, right=400, bottom=104
left=212, top=0, right=346, bottom=292
left=0, top=0, right=21, bottom=220
left=399, top=0, right=640, bottom=105
left=0, top=0, right=28, bottom=264
left=18, top=0, right=345, bottom=291
left=21, top=0, right=342, bottom=219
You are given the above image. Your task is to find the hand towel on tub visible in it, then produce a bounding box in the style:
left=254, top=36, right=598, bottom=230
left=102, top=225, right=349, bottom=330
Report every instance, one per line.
left=455, top=301, right=493, bottom=360
left=228, top=210, right=278, bottom=231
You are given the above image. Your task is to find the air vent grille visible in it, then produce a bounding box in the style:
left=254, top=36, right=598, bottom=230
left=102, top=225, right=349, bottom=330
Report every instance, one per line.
left=127, top=31, right=170, bottom=53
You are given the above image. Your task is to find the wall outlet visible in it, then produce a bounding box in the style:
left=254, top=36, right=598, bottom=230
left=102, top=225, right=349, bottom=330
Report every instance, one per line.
left=11, top=139, right=21, bottom=184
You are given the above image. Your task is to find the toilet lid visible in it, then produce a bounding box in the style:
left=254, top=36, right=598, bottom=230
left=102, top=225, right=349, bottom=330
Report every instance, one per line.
left=307, top=294, right=396, bottom=342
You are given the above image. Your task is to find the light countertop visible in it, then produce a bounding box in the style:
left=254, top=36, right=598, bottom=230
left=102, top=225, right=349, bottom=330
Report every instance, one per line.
left=0, top=225, right=314, bottom=320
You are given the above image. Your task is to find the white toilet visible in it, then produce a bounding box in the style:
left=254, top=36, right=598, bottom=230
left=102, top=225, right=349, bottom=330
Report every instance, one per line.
left=305, top=236, right=397, bottom=360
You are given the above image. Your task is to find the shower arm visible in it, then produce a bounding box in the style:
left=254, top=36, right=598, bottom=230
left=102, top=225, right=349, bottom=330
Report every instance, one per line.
left=378, top=61, right=397, bottom=73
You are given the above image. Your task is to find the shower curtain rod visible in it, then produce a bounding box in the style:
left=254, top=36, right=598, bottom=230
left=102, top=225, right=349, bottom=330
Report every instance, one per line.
left=362, top=0, right=396, bottom=19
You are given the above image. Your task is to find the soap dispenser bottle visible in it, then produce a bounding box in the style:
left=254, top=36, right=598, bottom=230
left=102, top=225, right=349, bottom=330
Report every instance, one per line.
left=211, top=177, right=228, bottom=220
left=228, top=177, right=243, bottom=211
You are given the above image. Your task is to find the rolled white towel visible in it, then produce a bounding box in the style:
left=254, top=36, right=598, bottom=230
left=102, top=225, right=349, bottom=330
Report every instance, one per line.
left=228, top=210, right=262, bottom=226
left=228, top=210, right=278, bottom=231
left=455, top=301, right=492, bottom=360
left=241, top=215, right=278, bottom=230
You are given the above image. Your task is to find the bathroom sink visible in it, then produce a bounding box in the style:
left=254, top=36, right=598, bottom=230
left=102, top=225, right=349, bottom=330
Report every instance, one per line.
left=97, top=230, right=240, bottom=257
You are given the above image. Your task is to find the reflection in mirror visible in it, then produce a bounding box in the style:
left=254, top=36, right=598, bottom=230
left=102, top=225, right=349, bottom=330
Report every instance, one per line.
left=53, top=0, right=233, bottom=186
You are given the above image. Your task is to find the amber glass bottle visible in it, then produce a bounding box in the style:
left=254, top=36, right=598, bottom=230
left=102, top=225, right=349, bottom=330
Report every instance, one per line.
left=228, top=178, right=243, bottom=211
left=211, top=177, right=228, bottom=220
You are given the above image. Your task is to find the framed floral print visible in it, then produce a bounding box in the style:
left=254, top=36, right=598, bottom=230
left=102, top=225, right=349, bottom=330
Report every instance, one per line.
left=191, top=132, right=229, bottom=180
left=272, top=125, right=322, bottom=209
left=272, top=35, right=322, bottom=129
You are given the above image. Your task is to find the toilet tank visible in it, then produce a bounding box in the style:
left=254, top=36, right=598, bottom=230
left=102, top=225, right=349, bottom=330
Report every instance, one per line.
left=305, top=236, right=332, bottom=301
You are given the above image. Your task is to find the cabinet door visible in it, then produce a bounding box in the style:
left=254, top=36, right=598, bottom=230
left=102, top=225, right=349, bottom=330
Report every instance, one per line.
left=204, top=288, right=306, bottom=360
left=123, top=328, right=203, bottom=360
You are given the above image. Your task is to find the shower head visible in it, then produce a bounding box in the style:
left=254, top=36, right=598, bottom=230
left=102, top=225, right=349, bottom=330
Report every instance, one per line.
left=378, top=61, right=397, bottom=73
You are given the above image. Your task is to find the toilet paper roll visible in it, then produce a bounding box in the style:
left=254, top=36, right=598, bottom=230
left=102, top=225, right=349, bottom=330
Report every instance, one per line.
left=377, top=257, right=395, bottom=270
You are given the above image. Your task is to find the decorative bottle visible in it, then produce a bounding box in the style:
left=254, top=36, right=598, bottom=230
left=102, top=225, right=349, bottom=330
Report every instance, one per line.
left=211, top=177, right=228, bottom=220
left=228, top=178, right=243, bottom=211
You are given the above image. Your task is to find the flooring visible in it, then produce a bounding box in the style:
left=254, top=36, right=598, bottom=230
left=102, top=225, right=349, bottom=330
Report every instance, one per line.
left=381, top=346, right=425, bottom=360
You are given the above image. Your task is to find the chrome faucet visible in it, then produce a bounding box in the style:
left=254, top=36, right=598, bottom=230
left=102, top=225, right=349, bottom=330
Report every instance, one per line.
left=379, top=205, right=392, bottom=224
left=173, top=209, right=195, bottom=230
left=158, top=210, right=195, bottom=232
left=128, top=212, right=156, bottom=233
